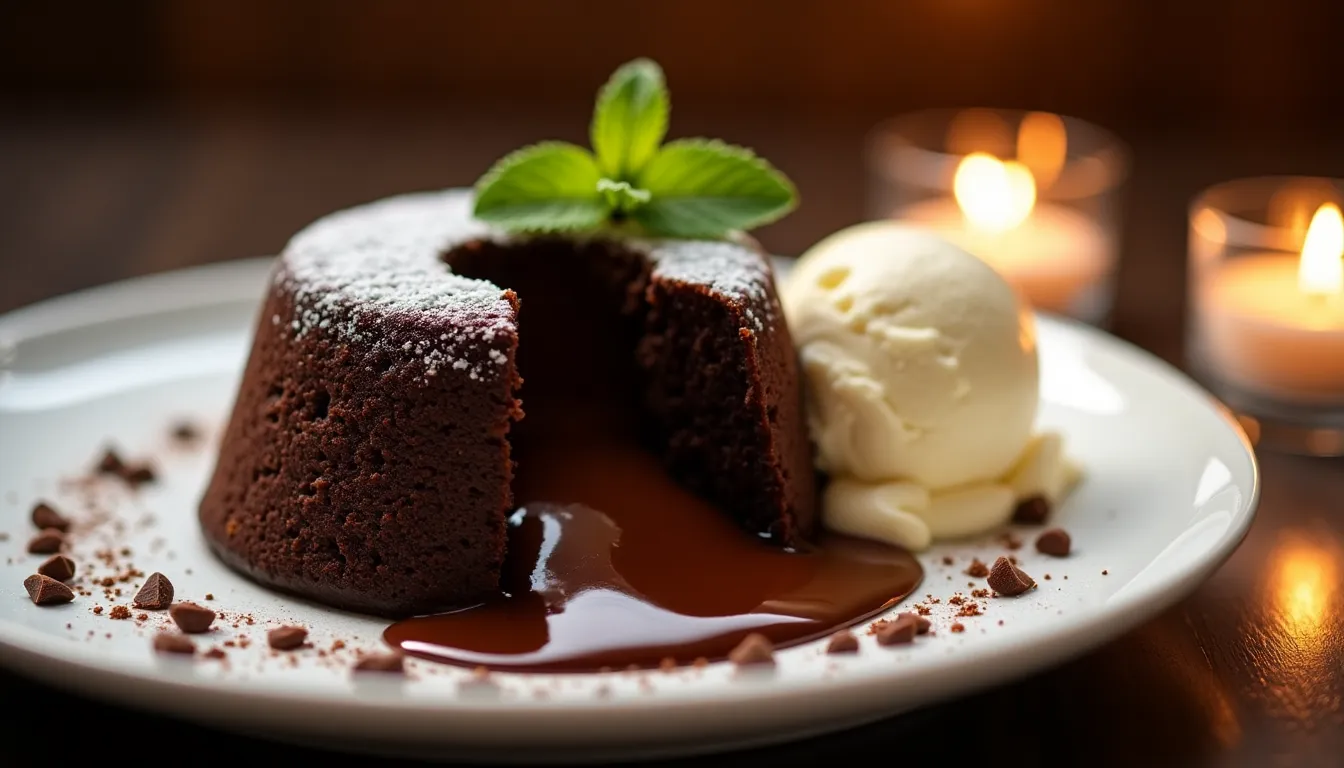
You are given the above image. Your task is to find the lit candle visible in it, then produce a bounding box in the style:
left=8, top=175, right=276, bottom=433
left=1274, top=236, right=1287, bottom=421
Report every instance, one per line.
left=896, top=152, right=1110, bottom=315
left=1200, top=203, right=1344, bottom=404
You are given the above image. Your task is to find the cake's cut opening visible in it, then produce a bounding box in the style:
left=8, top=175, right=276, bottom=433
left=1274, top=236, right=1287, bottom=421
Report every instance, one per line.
left=445, top=239, right=653, bottom=461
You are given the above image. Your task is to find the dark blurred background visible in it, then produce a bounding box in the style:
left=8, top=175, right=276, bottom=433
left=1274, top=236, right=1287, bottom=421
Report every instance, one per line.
left=4, top=0, right=1344, bottom=359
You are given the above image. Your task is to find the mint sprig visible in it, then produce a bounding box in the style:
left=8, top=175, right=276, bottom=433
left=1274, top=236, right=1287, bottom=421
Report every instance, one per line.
left=472, top=58, right=797, bottom=239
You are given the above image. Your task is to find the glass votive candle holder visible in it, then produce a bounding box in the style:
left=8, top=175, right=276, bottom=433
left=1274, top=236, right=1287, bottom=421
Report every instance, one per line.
left=866, top=108, right=1130, bottom=324
left=1188, top=176, right=1344, bottom=456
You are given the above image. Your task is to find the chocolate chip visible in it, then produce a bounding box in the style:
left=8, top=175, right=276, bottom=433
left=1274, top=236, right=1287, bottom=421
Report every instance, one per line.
left=268, top=625, right=308, bottom=650
left=727, top=633, right=774, bottom=666
left=987, top=556, right=1036, bottom=596
left=875, top=614, right=919, bottom=646
left=965, top=558, right=990, bottom=578
left=1036, top=528, right=1072, bottom=557
left=96, top=448, right=126, bottom=475
left=24, top=574, right=75, bottom=605
left=133, top=572, right=174, bottom=609
left=353, top=651, right=406, bottom=673
left=152, top=633, right=195, bottom=655
left=897, top=611, right=932, bottom=634
left=825, top=630, right=860, bottom=654
left=169, top=601, right=216, bottom=633
left=121, top=463, right=156, bottom=487
left=36, top=555, right=76, bottom=582
left=27, top=529, right=64, bottom=554
left=1012, top=495, right=1051, bottom=524
left=30, top=502, right=70, bottom=532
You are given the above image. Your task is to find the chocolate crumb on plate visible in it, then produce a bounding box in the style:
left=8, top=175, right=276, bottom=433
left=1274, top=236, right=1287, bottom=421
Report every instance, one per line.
left=133, top=572, right=174, bottom=609
left=204, top=648, right=227, bottom=660
left=109, top=605, right=132, bottom=620
left=27, top=529, right=64, bottom=554
left=825, top=630, right=860, bottom=654
left=1036, top=528, right=1072, bottom=557
left=965, top=558, right=990, bottom=578
left=268, top=625, right=308, bottom=650
left=875, top=614, right=920, bottom=646
left=152, top=633, right=195, bottom=655
left=1012, top=495, right=1052, bottom=524
left=987, top=556, right=1036, bottom=596
left=171, top=421, right=201, bottom=442
left=37, top=554, right=76, bottom=582
left=121, top=463, right=156, bottom=487
left=353, top=651, right=406, bottom=673
left=96, top=448, right=126, bottom=475
left=169, top=601, right=216, bottom=633
left=898, top=611, right=932, bottom=634
left=24, top=574, right=75, bottom=606
left=728, top=633, right=775, bottom=666
left=30, top=502, right=70, bottom=532
left=950, top=622, right=966, bottom=633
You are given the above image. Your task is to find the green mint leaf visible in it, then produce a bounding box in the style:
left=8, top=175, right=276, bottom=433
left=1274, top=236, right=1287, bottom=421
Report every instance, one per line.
left=633, top=139, right=798, bottom=238
left=473, top=142, right=610, bottom=232
left=597, top=178, right=652, bottom=214
left=591, top=58, right=669, bottom=180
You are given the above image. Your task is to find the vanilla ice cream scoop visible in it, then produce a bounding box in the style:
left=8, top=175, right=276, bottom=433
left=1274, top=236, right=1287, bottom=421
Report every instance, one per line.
left=782, top=221, right=1039, bottom=490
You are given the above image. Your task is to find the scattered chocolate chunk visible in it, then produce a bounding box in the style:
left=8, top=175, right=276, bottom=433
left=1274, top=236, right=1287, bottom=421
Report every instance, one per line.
left=1012, top=495, right=1051, bottom=524
left=152, top=633, right=195, bottom=655
left=24, top=574, right=74, bottom=605
left=875, top=614, right=919, bottom=646
left=268, top=625, right=308, bottom=650
left=1036, top=528, right=1072, bottom=557
left=36, top=554, right=76, bottom=582
left=987, top=556, right=1036, bottom=596
left=26, top=529, right=64, bottom=554
left=133, top=572, right=174, bottom=609
left=30, top=502, right=70, bottom=532
left=825, top=630, right=860, bottom=654
left=171, top=421, right=201, bottom=442
left=728, top=633, right=774, bottom=666
left=109, top=605, right=132, bottom=620
left=204, top=647, right=227, bottom=660
left=96, top=448, right=126, bottom=475
left=121, top=463, right=156, bottom=487
left=897, top=611, right=932, bottom=634
left=950, top=622, right=966, bottom=633
left=1102, top=569, right=1109, bottom=576
left=169, top=601, right=216, bottom=633
left=353, top=651, right=406, bottom=673
left=965, top=558, right=990, bottom=578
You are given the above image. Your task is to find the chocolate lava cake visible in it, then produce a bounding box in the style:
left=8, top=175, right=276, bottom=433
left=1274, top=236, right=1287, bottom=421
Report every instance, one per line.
left=198, top=189, right=816, bottom=617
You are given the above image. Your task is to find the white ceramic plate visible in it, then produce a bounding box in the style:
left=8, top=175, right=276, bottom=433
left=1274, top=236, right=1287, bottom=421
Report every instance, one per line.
left=0, top=258, right=1257, bottom=763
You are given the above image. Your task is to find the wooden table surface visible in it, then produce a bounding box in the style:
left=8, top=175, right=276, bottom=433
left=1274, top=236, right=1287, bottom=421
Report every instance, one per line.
left=4, top=108, right=1344, bottom=767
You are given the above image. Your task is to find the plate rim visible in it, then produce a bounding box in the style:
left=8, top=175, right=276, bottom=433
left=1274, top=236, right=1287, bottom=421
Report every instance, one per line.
left=0, top=257, right=1260, bottom=737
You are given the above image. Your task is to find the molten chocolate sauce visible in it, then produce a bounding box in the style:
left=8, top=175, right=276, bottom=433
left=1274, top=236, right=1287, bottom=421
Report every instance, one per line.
left=385, top=399, right=923, bottom=672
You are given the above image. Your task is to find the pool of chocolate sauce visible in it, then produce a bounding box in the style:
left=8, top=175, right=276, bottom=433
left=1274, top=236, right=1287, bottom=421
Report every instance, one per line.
left=385, top=398, right=923, bottom=673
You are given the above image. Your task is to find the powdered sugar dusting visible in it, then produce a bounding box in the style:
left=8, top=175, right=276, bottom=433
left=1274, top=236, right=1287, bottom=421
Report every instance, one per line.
left=276, top=191, right=514, bottom=385
left=270, top=188, right=781, bottom=384
left=646, top=239, right=777, bottom=333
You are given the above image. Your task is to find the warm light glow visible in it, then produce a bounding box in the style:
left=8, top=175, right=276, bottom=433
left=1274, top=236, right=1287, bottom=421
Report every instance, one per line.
left=1298, top=203, right=1344, bottom=297
left=953, top=152, right=1036, bottom=232
left=1016, top=112, right=1067, bottom=191
left=1271, top=538, right=1337, bottom=638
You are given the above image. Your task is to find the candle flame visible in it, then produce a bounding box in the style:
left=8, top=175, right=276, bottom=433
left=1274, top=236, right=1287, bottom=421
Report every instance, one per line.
left=1298, top=203, right=1344, bottom=297
left=953, top=152, right=1036, bottom=232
